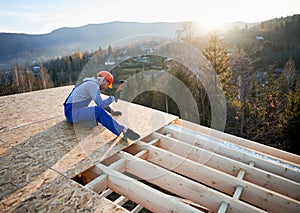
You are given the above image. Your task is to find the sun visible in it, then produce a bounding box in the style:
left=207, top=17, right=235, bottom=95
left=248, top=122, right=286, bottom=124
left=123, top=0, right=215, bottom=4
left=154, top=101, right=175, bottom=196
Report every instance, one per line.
left=192, top=17, right=226, bottom=35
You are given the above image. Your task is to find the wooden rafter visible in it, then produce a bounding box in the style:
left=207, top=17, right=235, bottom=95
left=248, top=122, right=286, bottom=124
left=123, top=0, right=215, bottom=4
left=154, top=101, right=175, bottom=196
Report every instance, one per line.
left=152, top=132, right=300, bottom=200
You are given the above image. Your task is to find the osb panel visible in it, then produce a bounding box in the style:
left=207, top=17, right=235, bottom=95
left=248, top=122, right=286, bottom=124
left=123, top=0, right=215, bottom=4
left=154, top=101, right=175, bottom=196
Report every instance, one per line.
left=0, top=86, right=177, bottom=212
left=0, top=86, right=72, bottom=131
left=0, top=116, right=66, bottom=155
left=0, top=148, right=49, bottom=200
left=0, top=86, right=73, bottom=155
left=1, top=168, right=128, bottom=213
left=110, top=100, right=177, bottom=138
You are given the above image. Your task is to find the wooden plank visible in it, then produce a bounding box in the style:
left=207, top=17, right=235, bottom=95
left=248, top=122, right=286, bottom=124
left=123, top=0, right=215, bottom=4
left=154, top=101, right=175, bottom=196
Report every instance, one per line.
left=175, top=197, right=210, bottom=213
left=134, top=149, right=148, bottom=159
left=131, top=204, right=144, bottom=213
left=237, top=169, right=246, bottom=180
left=84, top=174, right=108, bottom=193
left=164, top=124, right=300, bottom=182
left=135, top=141, right=300, bottom=213
left=114, top=196, right=129, bottom=206
left=233, top=164, right=250, bottom=201
left=85, top=158, right=126, bottom=193
left=233, top=186, right=244, bottom=200
left=174, top=119, right=300, bottom=165
left=96, top=163, right=203, bottom=213
left=218, top=202, right=229, bottom=213
left=119, top=151, right=266, bottom=213
left=106, top=158, right=126, bottom=172
left=152, top=132, right=300, bottom=201
left=97, top=198, right=131, bottom=213
left=99, top=189, right=113, bottom=197
left=219, top=162, right=253, bottom=212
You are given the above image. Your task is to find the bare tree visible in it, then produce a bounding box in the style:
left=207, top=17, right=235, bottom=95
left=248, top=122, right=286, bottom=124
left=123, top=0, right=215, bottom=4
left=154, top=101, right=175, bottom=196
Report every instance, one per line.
left=39, top=63, right=53, bottom=89
left=282, top=57, right=296, bottom=91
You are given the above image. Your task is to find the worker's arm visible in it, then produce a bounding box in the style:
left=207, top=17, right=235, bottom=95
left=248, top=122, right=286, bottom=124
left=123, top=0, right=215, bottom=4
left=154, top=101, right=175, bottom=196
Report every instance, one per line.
left=85, top=81, right=114, bottom=107
left=94, top=90, right=114, bottom=107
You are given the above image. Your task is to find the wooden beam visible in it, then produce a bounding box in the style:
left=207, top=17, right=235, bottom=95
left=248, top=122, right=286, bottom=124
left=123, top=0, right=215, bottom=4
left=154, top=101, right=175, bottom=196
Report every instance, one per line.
left=114, top=196, right=128, bottom=206
left=84, top=159, right=126, bottom=193
left=131, top=204, right=144, bottom=213
left=100, top=189, right=113, bottom=197
left=233, top=186, right=243, bottom=200
left=134, top=141, right=300, bottom=213
left=96, top=163, right=203, bottom=213
left=175, top=197, right=210, bottom=213
left=83, top=173, right=107, bottom=193
left=123, top=136, right=160, bottom=157
left=96, top=197, right=131, bottom=213
left=218, top=202, right=229, bottom=213
left=219, top=162, right=254, bottom=212
left=234, top=162, right=255, bottom=200
left=174, top=119, right=300, bottom=165
left=119, top=151, right=266, bottom=213
left=152, top=132, right=300, bottom=201
left=164, top=124, right=300, bottom=183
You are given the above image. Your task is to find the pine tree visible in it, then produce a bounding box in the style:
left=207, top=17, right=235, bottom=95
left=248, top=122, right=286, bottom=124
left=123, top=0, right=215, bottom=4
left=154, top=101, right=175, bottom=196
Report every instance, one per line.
left=280, top=80, right=300, bottom=154
left=202, top=32, right=237, bottom=131
left=202, top=31, right=232, bottom=94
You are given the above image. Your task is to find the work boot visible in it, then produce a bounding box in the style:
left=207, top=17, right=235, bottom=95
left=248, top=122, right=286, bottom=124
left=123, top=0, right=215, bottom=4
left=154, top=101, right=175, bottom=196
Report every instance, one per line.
left=123, top=128, right=140, bottom=140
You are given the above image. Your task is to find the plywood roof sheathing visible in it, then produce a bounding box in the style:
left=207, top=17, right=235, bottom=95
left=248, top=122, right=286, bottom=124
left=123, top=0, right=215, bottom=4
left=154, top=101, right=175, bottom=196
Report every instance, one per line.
left=1, top=86, right=299, bottom=212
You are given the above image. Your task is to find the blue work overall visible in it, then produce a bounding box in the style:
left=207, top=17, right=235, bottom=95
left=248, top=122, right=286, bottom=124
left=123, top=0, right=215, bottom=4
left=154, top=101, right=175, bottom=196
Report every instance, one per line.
left=63, top=82, right=125, bottom=136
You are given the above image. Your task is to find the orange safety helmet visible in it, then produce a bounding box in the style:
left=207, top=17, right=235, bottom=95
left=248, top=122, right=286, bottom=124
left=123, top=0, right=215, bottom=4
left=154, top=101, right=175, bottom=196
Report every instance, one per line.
left=97, top=71, right=113, bottom=88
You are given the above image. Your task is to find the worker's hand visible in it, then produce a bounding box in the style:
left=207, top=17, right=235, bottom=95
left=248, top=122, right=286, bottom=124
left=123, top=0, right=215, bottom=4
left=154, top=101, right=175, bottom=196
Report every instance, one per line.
left=111, top=110, right=122, bottom=116
left=114, top=90, right=122, bottom=102
left=114, top=80, right=127, bottom=102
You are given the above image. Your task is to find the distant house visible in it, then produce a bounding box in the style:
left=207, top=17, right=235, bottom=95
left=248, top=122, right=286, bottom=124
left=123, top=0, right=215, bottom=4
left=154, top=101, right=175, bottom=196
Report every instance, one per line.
left=140, top=46, right=153, bottom=53
left=256, top=71, right=268, bottom=86
left=117, top=56, right=131, bottom=61
left=256, top=68, right=283, bottom=86
left=273, top=68, right=283, bottom=79
left=32, top=66, right=41, bottom=76
left=132, top=55, right=150, bottom=63
left=104, top=61, right=115, bottom=66
left=227, top=48, right=234, bottom=56
left=0, top=70, right=12, bottom=85
left=274, top=67, right=283, bottom=74
left=255, top=35, right=264, bottom=40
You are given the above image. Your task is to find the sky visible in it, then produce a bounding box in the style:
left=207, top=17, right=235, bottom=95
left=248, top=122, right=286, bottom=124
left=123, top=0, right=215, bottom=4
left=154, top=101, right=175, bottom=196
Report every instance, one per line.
left=0, top=0, right=299, bottom=34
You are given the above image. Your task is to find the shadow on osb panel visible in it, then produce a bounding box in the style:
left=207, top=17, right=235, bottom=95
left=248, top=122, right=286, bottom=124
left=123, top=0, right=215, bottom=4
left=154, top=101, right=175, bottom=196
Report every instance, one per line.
left=0, top=119, right=121, bottom=203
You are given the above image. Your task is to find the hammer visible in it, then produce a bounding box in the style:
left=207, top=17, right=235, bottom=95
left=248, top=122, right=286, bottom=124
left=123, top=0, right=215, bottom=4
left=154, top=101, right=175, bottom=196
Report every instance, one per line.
left=114, top=80, right=127, bottom=102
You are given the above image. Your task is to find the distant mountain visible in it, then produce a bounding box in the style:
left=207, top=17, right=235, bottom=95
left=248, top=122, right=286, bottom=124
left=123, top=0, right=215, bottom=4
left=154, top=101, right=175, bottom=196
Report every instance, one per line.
left=1, top=17, right=294, bottom=68
left=0, top=21, right=183, bottom=67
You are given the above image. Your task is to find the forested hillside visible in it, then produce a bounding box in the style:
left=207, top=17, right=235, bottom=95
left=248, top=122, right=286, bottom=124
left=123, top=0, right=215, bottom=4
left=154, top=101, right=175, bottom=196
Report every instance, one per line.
left=0, top=22, right=182, bottom=67
left=175, top=14, right=300, bottom=154
left=226, top=14, right=300, bottom=70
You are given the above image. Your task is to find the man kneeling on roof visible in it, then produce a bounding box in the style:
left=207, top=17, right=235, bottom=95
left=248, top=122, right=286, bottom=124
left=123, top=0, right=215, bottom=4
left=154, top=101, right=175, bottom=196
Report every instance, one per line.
left=63, top=70, right=140, bottom=141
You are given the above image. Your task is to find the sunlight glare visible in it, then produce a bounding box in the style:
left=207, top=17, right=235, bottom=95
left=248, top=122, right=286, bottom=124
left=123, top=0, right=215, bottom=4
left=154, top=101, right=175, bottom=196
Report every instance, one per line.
left=192, top=13, right=227, bottom=34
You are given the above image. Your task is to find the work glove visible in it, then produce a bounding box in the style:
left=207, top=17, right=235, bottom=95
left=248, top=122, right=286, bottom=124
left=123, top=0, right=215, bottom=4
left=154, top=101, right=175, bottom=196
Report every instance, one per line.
left=111, top=110, right=122, bottom=116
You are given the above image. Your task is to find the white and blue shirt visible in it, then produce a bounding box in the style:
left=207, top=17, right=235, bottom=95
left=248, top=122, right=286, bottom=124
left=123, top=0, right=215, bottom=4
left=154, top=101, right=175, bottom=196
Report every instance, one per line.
left=65, top=77, right=114, bottom=108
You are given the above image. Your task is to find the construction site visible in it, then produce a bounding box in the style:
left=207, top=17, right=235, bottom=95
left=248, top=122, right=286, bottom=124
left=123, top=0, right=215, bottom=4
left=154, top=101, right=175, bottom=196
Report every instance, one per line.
left=0, top=85, right=299, bottom=213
